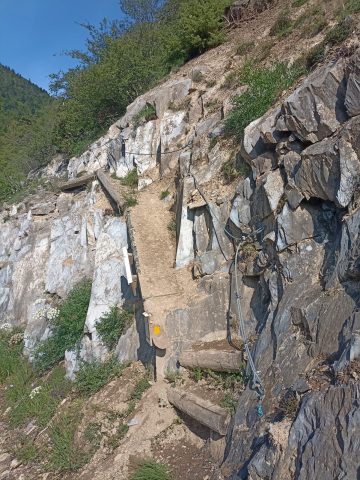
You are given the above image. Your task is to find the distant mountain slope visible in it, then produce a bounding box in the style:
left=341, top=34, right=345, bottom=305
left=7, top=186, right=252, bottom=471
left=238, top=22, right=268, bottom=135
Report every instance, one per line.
left=0, top=64, right=50, bottom=134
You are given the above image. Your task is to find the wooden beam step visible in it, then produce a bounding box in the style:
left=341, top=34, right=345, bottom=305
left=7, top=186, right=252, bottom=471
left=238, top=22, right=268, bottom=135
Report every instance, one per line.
left=167, top=388, right=230, bottom=436
left=60, top=172, right=95, bottom=191
left=179, top=349, right=243, bottom=373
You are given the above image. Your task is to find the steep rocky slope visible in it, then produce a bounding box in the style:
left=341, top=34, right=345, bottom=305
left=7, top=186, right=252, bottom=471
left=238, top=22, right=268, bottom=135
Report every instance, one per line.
left=1, top=1, right=360, bottom=479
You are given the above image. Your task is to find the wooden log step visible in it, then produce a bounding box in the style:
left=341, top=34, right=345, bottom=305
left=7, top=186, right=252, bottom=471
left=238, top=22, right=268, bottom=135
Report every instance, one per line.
left=60, top=172, right=95, bottom=191
left=179, top=349, right=242, bottom=372
left=167, top=388, right=230, bottom=436
left=96, top=170, right=125, bottom=213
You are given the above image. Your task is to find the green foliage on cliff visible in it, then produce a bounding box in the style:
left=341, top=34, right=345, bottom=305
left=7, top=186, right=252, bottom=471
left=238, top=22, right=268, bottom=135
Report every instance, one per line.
left=34, top=280, right=92, bottom=373
left=50, top=0, right=232, bottom=157
left=225, top=62, right=304, bottom=139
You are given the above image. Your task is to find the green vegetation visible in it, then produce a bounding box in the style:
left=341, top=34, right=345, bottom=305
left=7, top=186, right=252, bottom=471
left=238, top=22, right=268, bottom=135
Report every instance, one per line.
left=190, top=367, right=245, bottom=390
left=120, top=168, right=139, bottom=188
left=240, top=242, right=258, bottom=260
left=0, top=64, right=58, bottom=202
left=49, top=402, right=89, bottom=472
left=236, top=41, right=254, bottom=56
left=302, top=18, right=353, bottom=70
left=124, top=196, right=138, bottom=208
left=292, top=0, right=307, bottom=6
left=34, top=280, right=92, bottom=372
left=160, top=190, right=170, bottom=200
left=130, top=372, right=151, bottom=401
left=106, top=423, right=129, bottom=450
left=279, top=391, right=299, bottom=419
left=50, top=0, right=233, bottom=157
left=0, top=0, right=232, bottom=202
left=339, top=0, right=360, bottom=17
left=220, top=392, right=238, bottom=415
left=270, top=11, right=294, bottom=39
left=222, top=159, right=251, bottom=184
left=167, top=218, right=177, bottom=234
left=130, top=460, right=173, bottom=480
left=133, top=104, right=157, bottom=128
left=75, top=357, right=125, bottom=396
left=96, top=306, right=134, bottom=350
left=15, top=437, right=39, bottom=464
left=225, top=62, right=304, bottom=140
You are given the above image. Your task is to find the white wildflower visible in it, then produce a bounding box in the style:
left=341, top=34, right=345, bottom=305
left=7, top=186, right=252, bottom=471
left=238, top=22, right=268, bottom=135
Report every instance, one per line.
left=29, top=386, right=42, bottom=399
left=0, top=323, right=12, bottom=331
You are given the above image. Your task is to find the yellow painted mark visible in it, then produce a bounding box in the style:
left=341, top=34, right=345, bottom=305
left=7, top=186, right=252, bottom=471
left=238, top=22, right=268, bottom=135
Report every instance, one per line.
left=153, top=325, right=161, bottom=336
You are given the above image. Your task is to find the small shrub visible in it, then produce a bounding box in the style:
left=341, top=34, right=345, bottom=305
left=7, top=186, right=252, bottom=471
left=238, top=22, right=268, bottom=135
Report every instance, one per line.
left=222, top=160, right=251, bottom=184
left=130, top=459, right=173, bottom=480
left=96, top=306, right=133, bottom=350
left=301, top=43, right=326, bottom=70
left=225, top=62, right=304, bottom=140
left=292, top=0, right=307, bottom=6
left=300, top=18, right=353, bottom=70
left=325, top=18, right=353, bottom=46
left=167, top=219, right=177, bottom=234
left=168, top=97, right=191, bottom=112
left=133, top=104, right=157, bottom=128
left=3, top=214, right=10, bottom=223
left=75, top=358, right=124, bottom=397
left=222, top=70, right=240, bottom=89
left=190, top=367, right=204, bottom=383
left=160, top=190, right=170, bottom=200
left=0, top=327, right=25, bottom=383
left=83, top=422, right=102, bottom=447
left=206, top=79, right=216, bottom=88
left=236, top=41, right=254, bottom=56
left=340, top=0, right=360, bottom=17
left=165, top=370, right=183, bottom=386
left=270, top=12, right=294, bottom=38
left=296, top=6, right=327, bottom=38
left=205, top=99, right=222, bottom=113
left=15, top=438, right=39, bottom=464
left=240, top=242, right=258, bottom=260
left=124, top=196, right=138, bottom=208
left=279, top=391, right=299, bottom=419
left=192, top=70, right=204, bottom=83
left=120, top=168, right=138, bottom=188
left=130, top=372, right=151, bottom=401
left=254, top=39, right=276, bottom=63
left=34, top=280, right=92, bottom=372
left=106, top=423, right=129, bottom=450
left=209, top=136, right=218, bottom=150
left=221, top=393, right=238, bottom=415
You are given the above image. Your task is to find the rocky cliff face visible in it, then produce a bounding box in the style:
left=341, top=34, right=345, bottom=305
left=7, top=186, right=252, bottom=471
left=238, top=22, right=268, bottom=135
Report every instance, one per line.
left=1, top=5, right=360, bottom=479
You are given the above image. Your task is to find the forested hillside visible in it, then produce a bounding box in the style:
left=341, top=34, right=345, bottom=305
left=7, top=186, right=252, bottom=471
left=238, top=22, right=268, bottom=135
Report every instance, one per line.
left=0, top=0, right=232, bottom=202
left=0, top=65, right=58, bottom=200
left=0, top=65, right=50, bottom=134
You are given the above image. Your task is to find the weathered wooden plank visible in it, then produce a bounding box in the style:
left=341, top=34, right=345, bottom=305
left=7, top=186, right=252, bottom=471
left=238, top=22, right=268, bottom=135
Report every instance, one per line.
left=60, top=172, right=95, bottom=191
left=167, top=388, right=230, bottom=435
left=96, top=170, right=125, bottom=213
left=179, top=349, right=243, bottom=372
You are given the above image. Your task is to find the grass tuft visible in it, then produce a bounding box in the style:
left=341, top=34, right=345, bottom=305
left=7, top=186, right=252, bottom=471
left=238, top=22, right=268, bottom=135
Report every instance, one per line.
left=130, top=460, right=173, bottom=480
left=120, top=168, right=138, bottom=188
left=75, top=358, right=124, bottom=397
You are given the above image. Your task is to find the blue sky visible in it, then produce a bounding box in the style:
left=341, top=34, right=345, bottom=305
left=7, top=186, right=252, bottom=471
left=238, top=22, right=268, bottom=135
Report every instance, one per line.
left=0, top=0, right=123, bottom=91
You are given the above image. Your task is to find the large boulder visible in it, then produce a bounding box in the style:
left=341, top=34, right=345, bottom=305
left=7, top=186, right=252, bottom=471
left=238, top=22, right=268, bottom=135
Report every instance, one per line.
left=276, top=58, right=348, bottom=143
left=294, top=117, right=360, bottom=208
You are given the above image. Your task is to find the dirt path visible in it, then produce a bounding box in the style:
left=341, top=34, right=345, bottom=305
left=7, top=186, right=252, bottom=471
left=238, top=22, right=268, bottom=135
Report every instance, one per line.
left=130, top=179, right=196, bottom=359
